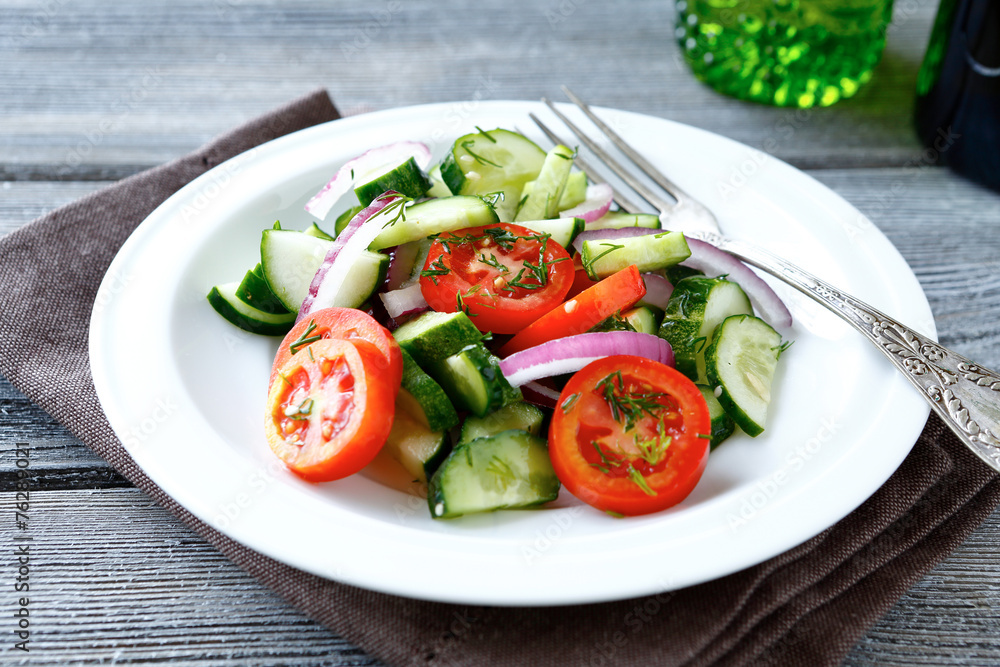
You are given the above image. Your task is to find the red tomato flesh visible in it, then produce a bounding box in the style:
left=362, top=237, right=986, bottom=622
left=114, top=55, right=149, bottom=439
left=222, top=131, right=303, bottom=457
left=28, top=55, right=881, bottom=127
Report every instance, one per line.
left=549, top=355, right=711, bottom=516
left=418, top=223, right=573, bottom=334
left=265, top=338, right=398, bottom=482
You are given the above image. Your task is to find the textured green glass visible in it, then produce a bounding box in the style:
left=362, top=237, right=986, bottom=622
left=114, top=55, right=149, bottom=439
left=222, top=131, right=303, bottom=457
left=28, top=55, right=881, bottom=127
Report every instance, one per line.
left=676, top=0, right=896, bottom=107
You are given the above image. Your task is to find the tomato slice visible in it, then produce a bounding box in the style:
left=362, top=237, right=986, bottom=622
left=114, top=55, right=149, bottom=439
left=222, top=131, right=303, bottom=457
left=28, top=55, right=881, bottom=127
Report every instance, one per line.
left=548, top=355, right=711, bottom=516
left=269, top=307, right=402, bottom=390
left=418, top=222, right=573, bottom=334
left=498, top=264, right=646, bottom=356
left=265, top=338, right=398, bottom=482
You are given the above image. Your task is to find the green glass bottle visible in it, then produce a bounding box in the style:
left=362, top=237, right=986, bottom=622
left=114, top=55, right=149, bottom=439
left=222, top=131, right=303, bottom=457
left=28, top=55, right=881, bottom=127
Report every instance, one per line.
left=676, top=0, right=896, bottom=108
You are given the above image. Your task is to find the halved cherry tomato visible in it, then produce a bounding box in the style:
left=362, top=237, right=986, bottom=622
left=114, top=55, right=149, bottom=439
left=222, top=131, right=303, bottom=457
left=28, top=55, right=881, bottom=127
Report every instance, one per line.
left=549, top=355, right=711, bottom=516
left=498, top=264, right=646, bottom=356
left=418, top=222, right=573, bottom=334
left=269, top=307, right=402, bottom=390
left=265, top=338, right=398, bottom=482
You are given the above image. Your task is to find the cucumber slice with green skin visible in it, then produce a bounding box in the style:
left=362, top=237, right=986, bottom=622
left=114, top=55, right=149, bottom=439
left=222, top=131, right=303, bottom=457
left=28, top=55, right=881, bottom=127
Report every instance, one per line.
left=580, top=230, right=691, bottom=280
left=440, top=128, right=547, bottom=222
left=236, top=264, right=290, bottom=315
left=658, top=276, right=753, bottom=383
left=429, top=343, right=522, bottom=417
left=207, top=283, right=296, bottom=336
left=514, top=144, right=575, bottom=222
left=697, top=384, right=736, bottom=449
left=705, top=314, right=784, bottom=438
left=522, top=171, right=587, bottom=210
left=381, top=389, right=452, bottom=483
left=587, top=211, right=660, bottom=230
left=426, top=164, right=452, bottom=198
left=354, top=156, right=432, bottom=206
left=458, top=401, right=545, bottom=446
left=334, top=205, right=364, bottom=237
left=260, top=229, right=334, bottom=312
left=392, top=310, right=483, bottom=368
left=511, top=217, right=584, bottom=250
left=304, top=222, right=335, bottom=241
left=368, top=195, right=499, bottom=250
left=330, top=249, right=391, bottom=309
left=399, top=347, right=460, bottom=432
left=623, top=305, right=662, bottom=335
left=428, top=429, right=560, bottom=519
left=665, top=264, right=703, bottom=284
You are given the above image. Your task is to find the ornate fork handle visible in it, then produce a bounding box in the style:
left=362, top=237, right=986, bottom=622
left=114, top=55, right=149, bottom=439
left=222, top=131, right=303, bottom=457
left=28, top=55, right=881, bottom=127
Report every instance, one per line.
left=699, top=231, right=1000, bottom=472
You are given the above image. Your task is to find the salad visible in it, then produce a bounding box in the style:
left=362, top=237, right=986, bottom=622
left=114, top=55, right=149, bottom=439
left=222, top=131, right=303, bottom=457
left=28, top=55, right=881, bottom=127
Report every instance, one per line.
left=207, top=127, right=792, bottom=519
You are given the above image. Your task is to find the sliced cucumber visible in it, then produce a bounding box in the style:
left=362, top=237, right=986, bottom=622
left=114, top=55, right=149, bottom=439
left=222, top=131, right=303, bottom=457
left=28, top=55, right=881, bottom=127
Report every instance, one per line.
left=458, top=402, right=545, bottom=446
left=580, top=230, right=690, bottom=280
left=556, top=170, right=588, bottom=210
left=426, top=164, right=453, bottom=198
left=587, top=211, right=660, bottom=230
left=304, top=222, right=335, bottom=241
left=428, top=429, right=560, bottom=519
left=331, top=249, right=391, bottom=309
left=391, top=310, right=483, bottom=367
left=512, top=217, right=584, bottom=250
left=334, top=205, right=363, bottom=237
left=657, top=276, right=753, bottom=383
left=381, top=389, right=451, bottom=483
left=705, top=314, right=784, bottom=437
left=514, top=144, right=575, bottom=222
left=369, top=195, right=499, bottom=250
left=399, top=347, right=459, bottom=432
left=207, top=283, right=296, bottom=336
left=697, top=384, right=736, bottom=449
left=666, top=264, right=703, bottom=284
left=354, top=156, right=432, bottom=206
left=430, top=343, right=522, bottom=417
left=235, top=264, right=290, bottom=315
left=439, top=128, right=547, bottom=221
left=623, top=305, right=662, bottom=334
left=260, top=229, right=333, bottom=312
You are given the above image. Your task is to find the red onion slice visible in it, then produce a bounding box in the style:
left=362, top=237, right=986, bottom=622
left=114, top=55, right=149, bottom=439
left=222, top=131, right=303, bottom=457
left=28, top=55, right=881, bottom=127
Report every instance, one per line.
left=304, top=141, right=431, bottom=221
left=297, top=192, right=403, bottom=321
left=385, top=240, right=423, bottom=291
left=683, top=238, right=793, bottom=329
left=559, top=183, right=614, bottom=223
left=640, top=273, right=674, bottom=310
left=498, top=331, right=674, bottom=387
left=379, top=283, right=429, bottom=320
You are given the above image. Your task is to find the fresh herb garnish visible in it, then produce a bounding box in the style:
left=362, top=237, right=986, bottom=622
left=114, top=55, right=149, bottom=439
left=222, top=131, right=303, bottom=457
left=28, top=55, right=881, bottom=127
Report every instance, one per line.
left=461, top=140, right=503, bottom=168
left=582, top=242, right=624, bottom=274
left=560, top=392, right=581, bottom=413
left=289, top=320, right=321, bottom=355
left=420, top=255, right=450, bottom=285
left=375, top=193, right=413, bottom=228
left=475, top=126, right=497, bottom=143
left=594, top=371, right=669, bottom=432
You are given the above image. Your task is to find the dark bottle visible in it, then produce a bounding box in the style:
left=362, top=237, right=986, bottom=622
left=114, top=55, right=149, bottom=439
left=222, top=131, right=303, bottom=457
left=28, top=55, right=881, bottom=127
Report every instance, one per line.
left=914, top=0, right=1000, bottom=191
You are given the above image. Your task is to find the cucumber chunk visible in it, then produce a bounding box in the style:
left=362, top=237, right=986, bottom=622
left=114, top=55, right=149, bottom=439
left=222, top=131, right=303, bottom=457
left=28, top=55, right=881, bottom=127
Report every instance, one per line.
left=623, top=305, right=662, bottom=335
left=514, top=144, right=575, bottom=222
left=399, top=348, right=459, bottom=432
left=333, top=205, right=364, bottom=237
left=705, top=314, right=784, bottom=437
left=354, top=156, right=432, bottom=206
left=580, top=231, right=690, bottom=280
left=428, top=429, right=560, bottom=519
left=260, top=229, right=333, bottom=312
left=556, top=170, right=588, bottom=211
left=381, top=389, right=451, bottom=483
left=697, top=384, right=736, bottom=449
left=426, top=164, right=453, bottom=198
left=440, top=129, right=546, bottom=221
left=458, top=402, right=545, bottom=446
left=392, top=310, right=483, bottom=367
left=658, top=276, right=753, bottom=384
left=207, top=283, right=296, bottom=336
left=304, top=222, right=335, bottom=241
left=368, top=195, right=499, bottom=250
left=512, top=217, right=584, bottom=250
left=587, top=211, right=660, bottom=230
left=235, top=264, right=290, bottom=315
left=430, top=343, right=522, bottom=417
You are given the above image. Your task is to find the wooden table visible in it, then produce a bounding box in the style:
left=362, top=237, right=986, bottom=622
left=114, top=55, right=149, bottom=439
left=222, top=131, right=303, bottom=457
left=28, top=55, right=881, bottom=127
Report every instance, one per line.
left=3, top=1, right=1000, bottom=664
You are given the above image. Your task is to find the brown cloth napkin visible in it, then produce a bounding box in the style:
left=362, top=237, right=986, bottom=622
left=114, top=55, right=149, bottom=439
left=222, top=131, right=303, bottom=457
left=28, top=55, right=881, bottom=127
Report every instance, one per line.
left=2, top=89, right=999, bottom=667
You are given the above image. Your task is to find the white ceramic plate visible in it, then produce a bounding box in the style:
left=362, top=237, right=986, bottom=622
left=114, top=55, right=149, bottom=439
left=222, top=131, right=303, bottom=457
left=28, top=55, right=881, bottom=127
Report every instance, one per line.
left=89, top=101, right=933, bottom=606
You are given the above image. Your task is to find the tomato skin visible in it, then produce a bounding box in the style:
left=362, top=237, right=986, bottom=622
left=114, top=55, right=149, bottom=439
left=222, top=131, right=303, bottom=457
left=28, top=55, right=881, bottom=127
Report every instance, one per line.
left=269, top=307, right=402, bottom=390
left=418, top=223, right=574, bottom=334
left=265, top=338, right=398, bottom=482
left=498, top=265, right=646, bottom=356
left=548, top=355, right=711, bottom=516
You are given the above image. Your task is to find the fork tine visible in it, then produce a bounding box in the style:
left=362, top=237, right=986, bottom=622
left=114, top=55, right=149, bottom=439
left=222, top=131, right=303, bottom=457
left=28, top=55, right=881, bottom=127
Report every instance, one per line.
left=541, top=97, right=677, bottom=215
left=560, top=86, right=693, bottom=207
left=528, top=112, right=645, bottom=214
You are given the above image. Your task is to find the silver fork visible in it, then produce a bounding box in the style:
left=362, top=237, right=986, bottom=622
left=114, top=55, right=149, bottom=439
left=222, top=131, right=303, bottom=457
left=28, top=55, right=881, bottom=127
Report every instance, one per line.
left=535, top=86, right=1000, bottom=473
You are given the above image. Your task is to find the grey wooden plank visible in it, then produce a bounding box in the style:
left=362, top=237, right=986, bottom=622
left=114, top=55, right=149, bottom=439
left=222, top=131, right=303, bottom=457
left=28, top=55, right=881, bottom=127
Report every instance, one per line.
left=0, top=0, right=940, bottom=177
